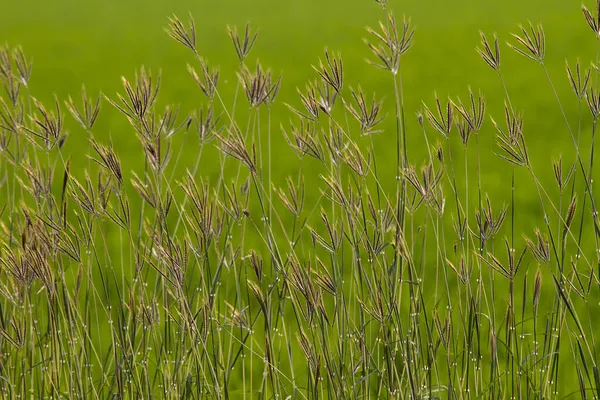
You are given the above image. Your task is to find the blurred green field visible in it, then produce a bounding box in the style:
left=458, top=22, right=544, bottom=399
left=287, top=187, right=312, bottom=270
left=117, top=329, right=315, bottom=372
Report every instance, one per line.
left=1, top=0, right=599, bottom=396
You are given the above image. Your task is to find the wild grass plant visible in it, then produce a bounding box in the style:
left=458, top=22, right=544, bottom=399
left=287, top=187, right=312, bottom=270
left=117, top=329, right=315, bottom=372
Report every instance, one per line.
left=1, top=0, right=600, bottom=398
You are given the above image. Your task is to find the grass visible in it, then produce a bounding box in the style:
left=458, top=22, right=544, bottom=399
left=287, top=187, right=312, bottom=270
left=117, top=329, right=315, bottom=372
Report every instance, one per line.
left=1, top=0, right=600, bottom=398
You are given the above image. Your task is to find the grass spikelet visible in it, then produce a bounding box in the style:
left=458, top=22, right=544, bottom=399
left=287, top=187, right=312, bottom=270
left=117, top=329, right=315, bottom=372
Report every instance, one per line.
left=477, top=31, right=501, bottom=71
left=508, top=21, right=546, bottom=63
left=166, top=14, right=197, bottom=53
left=228, top=22, right=258, bottom=63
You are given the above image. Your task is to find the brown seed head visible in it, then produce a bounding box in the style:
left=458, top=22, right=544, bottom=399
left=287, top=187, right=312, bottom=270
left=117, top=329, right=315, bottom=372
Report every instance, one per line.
left=508, top=22, right=545, bottom=63
left=566, top=60, right=591, bottom=99
left=477, top=31, right=500, bottom=71
left=228, top=23, right=259, bottom=63
left=166, top=14, right=197, bottom=53
left=582, top=1, right=600, bottom=37
left=365, top=14, right=414, bottom=75
left=423, top=93, right=453, bottom=138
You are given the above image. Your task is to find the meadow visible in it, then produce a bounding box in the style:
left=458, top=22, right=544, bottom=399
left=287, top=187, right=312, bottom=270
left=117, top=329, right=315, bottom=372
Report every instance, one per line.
left=0, top=0, right=599, bottom=398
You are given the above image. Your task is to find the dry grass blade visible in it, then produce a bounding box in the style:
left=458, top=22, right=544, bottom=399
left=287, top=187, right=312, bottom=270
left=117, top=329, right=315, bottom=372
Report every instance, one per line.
left=309, top=210, right=343, bottom=254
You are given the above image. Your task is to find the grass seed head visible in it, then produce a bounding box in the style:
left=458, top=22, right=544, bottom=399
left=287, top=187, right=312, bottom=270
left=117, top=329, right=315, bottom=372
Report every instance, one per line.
left=314, top=50, right=344, bottom=94
left=188, top=61, right=219, bottom=101
left=566, top=59, right=591, bottom=99
left=582, top=0, right=600, bottom=37
left=423, top=93, right=453, bottom=138
left=239, top=63, right=281, bottom=107
left=228, top=23, right=259, bottom=64
left=477, top=31, right=500, bottom=71
left=166, top=14, right=197, bottom=53
left=345, top=87, right=385, bottom=135
left=365, top=14, right=414, bottom=75
left=508, top=22, right=545, bottom=63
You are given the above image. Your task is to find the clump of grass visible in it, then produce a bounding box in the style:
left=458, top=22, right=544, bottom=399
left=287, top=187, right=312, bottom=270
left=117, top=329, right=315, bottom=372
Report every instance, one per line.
left=2, top=2, right=600, bottom=399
